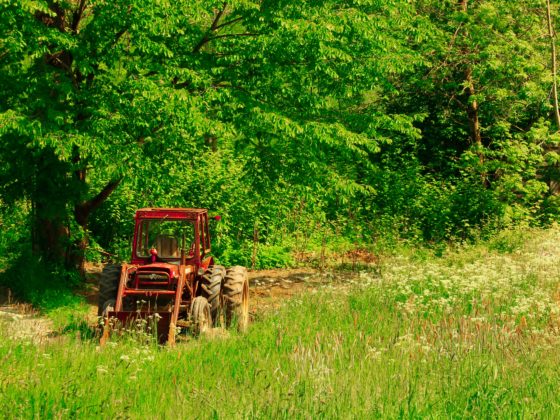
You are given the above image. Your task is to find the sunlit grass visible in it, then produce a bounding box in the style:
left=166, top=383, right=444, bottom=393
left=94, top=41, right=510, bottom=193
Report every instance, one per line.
left=2, top=227, right=560, bottom=417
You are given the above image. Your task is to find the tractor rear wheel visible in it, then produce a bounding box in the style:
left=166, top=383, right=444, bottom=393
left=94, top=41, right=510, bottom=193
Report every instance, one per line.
left=97, top=264, right=121, bottom=317
left=190, top=296, right=212, bottom=335
left=223, top=266, right=249, bottom=332
left=200, top=265, right=225, bottom=326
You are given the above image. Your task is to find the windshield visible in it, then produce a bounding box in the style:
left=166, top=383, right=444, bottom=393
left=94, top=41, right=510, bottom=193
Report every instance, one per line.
left=136, top=219, right=195, bottom=259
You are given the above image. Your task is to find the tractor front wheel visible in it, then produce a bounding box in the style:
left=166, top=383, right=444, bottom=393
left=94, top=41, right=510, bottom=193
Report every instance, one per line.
left=190, top=296, right=212, bottom=335
left=200, top=265, right=225, bottom=326
left=222, top=266, right=249, bottom=332
left=97, top=264, right=121, bottom=317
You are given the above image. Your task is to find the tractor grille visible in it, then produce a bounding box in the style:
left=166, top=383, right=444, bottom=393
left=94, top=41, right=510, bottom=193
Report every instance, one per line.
left=135, top=271, right=172, bottom=288
left=137, top=273, right=169, bottom=282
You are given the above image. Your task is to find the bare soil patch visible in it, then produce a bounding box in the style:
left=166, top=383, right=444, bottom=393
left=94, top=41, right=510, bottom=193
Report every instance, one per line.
left=249, top=268, right=342, bottom=313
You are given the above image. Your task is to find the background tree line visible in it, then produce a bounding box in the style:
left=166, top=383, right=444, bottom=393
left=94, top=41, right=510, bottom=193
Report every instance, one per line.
left=2, top=0, right=560, bottom=277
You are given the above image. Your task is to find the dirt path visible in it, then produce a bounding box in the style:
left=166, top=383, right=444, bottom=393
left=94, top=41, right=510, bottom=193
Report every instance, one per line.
left=82, top=265, right=355, bottom=316
left=0, top=267, right=367, bottom=343
left=0, top=287, right=53, bottom=343
left=249, top=269, right=346, bottom=312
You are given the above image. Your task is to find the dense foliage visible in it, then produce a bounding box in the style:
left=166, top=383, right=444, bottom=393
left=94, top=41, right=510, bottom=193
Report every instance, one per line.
left=2, top=0, right=560, bottom=272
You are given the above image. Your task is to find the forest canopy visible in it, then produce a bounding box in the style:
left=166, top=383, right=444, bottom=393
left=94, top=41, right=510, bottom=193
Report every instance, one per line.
left=2, top=0, right=560, bottom=273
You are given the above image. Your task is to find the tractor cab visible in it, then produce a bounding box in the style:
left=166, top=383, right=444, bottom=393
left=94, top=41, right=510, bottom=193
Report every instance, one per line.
left=126, top=208, right=214, bottom=294
left=132, top=208, right=212, bottom=267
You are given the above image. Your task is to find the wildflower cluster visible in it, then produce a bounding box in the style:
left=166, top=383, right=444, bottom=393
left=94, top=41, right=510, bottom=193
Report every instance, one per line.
left=348, top=229, right=560, bottom=350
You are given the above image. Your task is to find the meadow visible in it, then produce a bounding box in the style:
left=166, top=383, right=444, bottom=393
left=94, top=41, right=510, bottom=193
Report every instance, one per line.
left=1, top=227, right=560, bottom=418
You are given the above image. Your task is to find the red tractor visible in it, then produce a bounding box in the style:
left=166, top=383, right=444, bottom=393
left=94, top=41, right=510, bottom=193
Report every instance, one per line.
left=99, top=208, right=249, bottom=344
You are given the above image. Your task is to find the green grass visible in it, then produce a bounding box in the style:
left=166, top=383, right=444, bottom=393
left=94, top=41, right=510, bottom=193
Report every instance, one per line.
left=2, top=227, right=560, bottom=417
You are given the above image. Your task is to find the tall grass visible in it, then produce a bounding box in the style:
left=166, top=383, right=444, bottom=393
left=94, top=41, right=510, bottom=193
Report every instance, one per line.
left=2, top=228, right=560, bottom=417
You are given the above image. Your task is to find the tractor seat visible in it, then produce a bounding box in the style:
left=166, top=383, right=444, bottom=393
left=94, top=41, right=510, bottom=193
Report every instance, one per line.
left=155, top=235, right=179, bottom=257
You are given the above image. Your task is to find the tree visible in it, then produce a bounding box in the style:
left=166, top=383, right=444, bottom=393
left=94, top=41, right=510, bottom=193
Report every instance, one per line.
left=389, top=1, right=553, bottom=222
left=1, top=0, right=426, bottom=270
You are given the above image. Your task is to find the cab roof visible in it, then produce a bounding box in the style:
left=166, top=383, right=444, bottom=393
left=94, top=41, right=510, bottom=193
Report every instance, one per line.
left=135, top=208, right=208, bottom=220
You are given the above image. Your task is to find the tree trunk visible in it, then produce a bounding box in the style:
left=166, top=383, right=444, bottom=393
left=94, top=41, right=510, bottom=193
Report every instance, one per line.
left=30, top=150, right=122, bottom=274
left=460, top=0, right=485, bottom=184
left=547, top=0, right=560, bottom=131
left=465, top=68, right=482, bottom=153
left=31, top=152, right=71, bottom=265
left=460, top=0, right=482, bottom=152
left=32, top=203, right=70, bottom=263
left=546, top=0, right=560, bottom=194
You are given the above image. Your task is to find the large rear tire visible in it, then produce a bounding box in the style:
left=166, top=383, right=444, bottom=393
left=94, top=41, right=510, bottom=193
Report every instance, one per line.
left=200, top=265, right=225, bottom=326
left=223, top=266, right=249, bottom=333
left=97, top=264, right=121, bottom=317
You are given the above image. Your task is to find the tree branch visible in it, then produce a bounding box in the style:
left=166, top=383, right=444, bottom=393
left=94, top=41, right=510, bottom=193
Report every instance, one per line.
left=88, top=178, right=123, bottom=211
left=36, top=1, right=67, bottom=32
left=214, top=16, right=243, bottom=31
left=209, top=33, right=259, bottom=41
left=74, top=178, right=123, bottom=226
left=192, top=2, right=229, bottom=54
left=71, top=0, right=88, bottom=33
left=84, top=27, right=128, bottom=86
